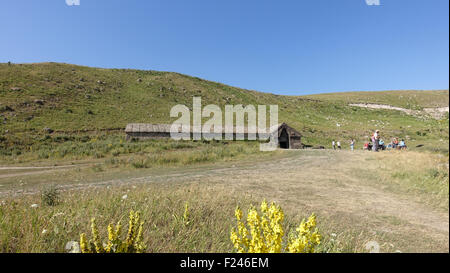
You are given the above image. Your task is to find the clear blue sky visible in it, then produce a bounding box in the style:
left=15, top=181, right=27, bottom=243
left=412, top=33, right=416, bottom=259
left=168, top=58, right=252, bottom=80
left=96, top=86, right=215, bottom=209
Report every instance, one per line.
left=1, top=0, right=448, bottom=95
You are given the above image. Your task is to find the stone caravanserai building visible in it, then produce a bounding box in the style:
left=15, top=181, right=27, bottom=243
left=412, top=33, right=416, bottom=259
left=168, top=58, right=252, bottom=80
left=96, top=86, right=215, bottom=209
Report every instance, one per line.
left=125, top=122, right=302, bottom=149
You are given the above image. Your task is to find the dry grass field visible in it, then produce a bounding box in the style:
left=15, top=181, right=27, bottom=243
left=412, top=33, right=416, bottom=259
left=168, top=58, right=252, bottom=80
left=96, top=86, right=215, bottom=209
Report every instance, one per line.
left=0, top=149, right=447, bottom=253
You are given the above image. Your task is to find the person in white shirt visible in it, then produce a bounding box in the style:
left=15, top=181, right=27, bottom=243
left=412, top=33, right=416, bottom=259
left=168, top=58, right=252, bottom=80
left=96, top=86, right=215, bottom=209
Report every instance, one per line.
left=332, top=140, right=336, bottom=150
left=337, top=141, right=341, bottom=150
left=372, top=130, right=380, bottom=151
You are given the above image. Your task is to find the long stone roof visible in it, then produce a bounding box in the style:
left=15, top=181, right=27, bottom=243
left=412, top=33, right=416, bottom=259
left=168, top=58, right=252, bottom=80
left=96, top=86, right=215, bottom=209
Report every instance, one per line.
left=125, top=123, right=301, bottom=136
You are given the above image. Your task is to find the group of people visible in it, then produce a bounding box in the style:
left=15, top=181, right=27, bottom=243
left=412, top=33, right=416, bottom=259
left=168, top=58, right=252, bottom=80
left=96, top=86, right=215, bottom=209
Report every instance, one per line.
left=332, top=130, right=407, bottom=152
left=332, top=139, right=356, bottom=151
left=363, top=130, right=407, bottom=152
left=387, top=137, right=407, bottom=150
left=331, top=140, right=341, bottom=150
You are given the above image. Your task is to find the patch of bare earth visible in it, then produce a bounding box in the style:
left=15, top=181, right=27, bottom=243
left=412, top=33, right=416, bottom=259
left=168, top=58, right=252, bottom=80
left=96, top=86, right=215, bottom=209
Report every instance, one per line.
left=349, top=103, right=449, bottom=119
left=423, top=107, right=449, bottom=119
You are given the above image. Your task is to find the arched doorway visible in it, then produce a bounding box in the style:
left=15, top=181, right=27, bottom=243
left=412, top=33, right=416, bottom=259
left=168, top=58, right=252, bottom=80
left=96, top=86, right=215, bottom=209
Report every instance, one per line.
left=279, top=128, right=290, bottom=149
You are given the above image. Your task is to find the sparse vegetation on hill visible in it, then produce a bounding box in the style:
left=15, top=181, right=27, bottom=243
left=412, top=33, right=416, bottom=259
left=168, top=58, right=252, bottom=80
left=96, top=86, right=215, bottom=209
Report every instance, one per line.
left=1, top=62, right=448, bottom=158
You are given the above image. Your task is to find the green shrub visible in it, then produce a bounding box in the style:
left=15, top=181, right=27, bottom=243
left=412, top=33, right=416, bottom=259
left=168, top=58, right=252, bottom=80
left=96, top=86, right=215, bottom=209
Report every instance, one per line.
left=41, top=185, right=60, bottom=206
left=131, top=160, right=146, bottom=169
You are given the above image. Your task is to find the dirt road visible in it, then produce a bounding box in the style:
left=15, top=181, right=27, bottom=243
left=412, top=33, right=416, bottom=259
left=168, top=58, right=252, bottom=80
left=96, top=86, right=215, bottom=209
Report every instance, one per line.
left=0, top=165, right=88, bottom=179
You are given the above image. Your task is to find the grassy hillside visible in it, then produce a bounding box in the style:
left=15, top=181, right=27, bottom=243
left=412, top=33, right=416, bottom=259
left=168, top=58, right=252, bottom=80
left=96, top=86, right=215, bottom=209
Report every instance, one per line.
left=1, top=62, right=449, bottom=156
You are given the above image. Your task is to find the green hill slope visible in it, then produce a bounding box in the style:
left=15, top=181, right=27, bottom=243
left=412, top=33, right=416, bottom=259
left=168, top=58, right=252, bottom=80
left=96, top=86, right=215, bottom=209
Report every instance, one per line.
left=1, top=62, right=448, bottom=153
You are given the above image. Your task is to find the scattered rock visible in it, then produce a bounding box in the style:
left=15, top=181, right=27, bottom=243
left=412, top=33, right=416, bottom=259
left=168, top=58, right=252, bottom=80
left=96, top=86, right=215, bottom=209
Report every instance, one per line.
left=30, top=204, right=39, bottom=208
left=43, top=127, right=54, bottom=134
left=137, top=78, right=142, bottom=82
left=34, top=99, right=45, bottom=105
left=10, top=87, right=21, bottom=91
left=0, top=105, right=14, bottom=112
left=65, top=241, right=80, bottom=253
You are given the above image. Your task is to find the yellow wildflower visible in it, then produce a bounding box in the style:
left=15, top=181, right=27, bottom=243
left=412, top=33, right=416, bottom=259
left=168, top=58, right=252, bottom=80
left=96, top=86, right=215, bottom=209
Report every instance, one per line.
left=230, top=201, right=321, bottom=253
left=80, top=210, right=146, bottom=253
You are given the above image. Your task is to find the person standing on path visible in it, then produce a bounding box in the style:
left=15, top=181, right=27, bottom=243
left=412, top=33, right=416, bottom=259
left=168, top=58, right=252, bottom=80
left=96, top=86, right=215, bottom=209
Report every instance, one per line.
left=337, top=141, right=341, bottom=150
left=332, top=140, right=336, bottom=150
left=372, top=130, right=380, bottom=152
left=350, top=139, right=355, bottom=151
